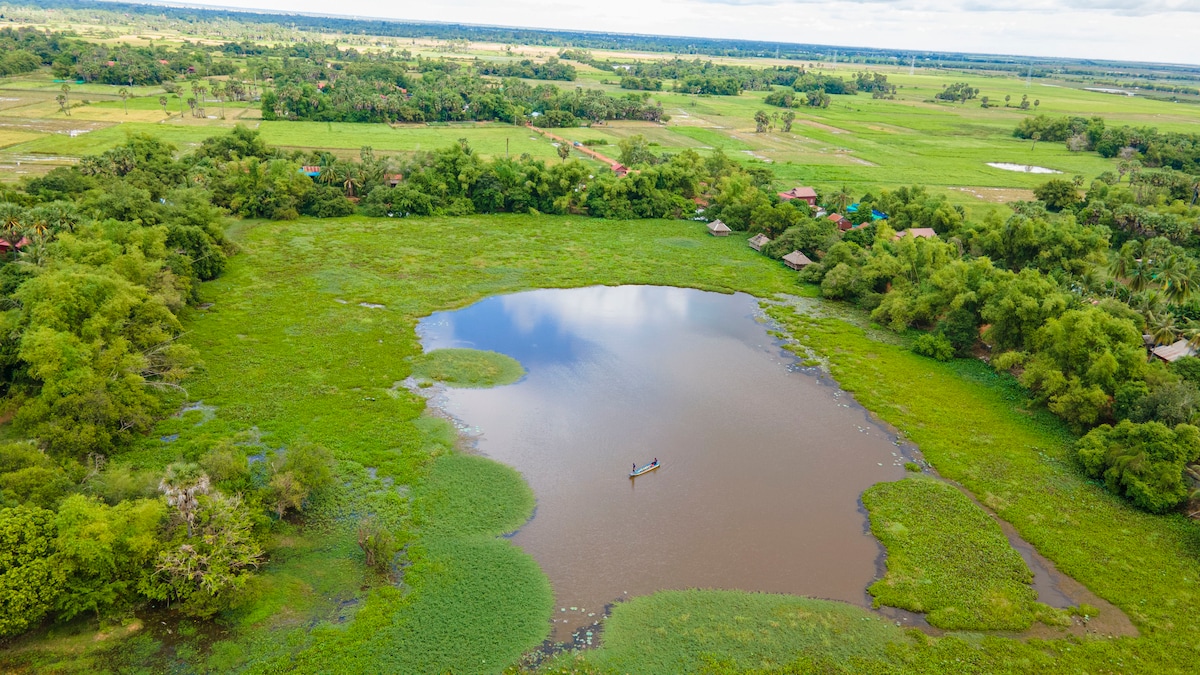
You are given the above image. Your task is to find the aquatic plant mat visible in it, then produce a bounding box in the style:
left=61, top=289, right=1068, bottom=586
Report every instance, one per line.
left=411, top=348, right=525, bottom=388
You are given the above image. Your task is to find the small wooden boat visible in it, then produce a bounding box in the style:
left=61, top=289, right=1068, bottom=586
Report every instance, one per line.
left=630, top=461, right=660, bottom=478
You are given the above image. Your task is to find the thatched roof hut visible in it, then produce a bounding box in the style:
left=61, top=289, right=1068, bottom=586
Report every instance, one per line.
left=707, top=220, right=731, bottom=237
left=782, top=250, right=814, bottom=270
left=748, top=233, right=771, bottom=251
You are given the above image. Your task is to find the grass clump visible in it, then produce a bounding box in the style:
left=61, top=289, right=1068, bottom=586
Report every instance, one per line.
left=863, top=476, right=1043, bottom=631
left=413, top=348, right=525, bottom=388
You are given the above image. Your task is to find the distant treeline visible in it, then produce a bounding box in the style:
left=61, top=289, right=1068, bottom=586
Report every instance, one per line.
left=475, top=56, right=576, bottom=81
left=19, top=0, right=1200, bottom=83
left=1016, top=115, right=1200, bottom=173
left=764, top=70, right=897, bottom=107
left=263, top=56, right=663, bottom=125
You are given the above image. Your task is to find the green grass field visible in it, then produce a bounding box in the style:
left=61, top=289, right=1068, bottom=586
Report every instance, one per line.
left=4, top=49, right=1197, bottom=199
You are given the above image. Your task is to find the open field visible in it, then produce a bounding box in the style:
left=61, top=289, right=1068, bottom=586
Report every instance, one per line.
left=0, top=36, right=1195, bottom=205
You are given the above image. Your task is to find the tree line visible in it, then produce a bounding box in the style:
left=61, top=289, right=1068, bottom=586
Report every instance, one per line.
left=784, top=172, right=1200, bottom=517
left=1016, top=114, right=1200, bottom=174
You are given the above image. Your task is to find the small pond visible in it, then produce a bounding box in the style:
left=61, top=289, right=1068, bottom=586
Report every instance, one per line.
left=419, top=286, right=914, bottom=637
left=987, top=162, right=1062, bottom=174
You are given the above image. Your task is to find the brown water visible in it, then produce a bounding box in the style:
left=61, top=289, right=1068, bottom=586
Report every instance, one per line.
left=419, top=286, right=918, bottom=638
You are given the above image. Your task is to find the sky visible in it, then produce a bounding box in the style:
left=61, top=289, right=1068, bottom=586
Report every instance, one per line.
left=157, top=0, right=1200, bottom=65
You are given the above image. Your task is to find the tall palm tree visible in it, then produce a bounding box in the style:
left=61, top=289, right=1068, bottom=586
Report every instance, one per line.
left=159, top=95, right=168, bottom=115
left=832, top=186, right=852, bottom=214
left=118, top=87, right=130, bottom=115
left=337, top=162, right=361, bottom=198
left=1147, top=311, right=1178, bottom=346
left=1161, top=256, right=1198, bottom=306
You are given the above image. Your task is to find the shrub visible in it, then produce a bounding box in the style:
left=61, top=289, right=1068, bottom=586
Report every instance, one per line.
left=912, top=333, right=955, bottom=361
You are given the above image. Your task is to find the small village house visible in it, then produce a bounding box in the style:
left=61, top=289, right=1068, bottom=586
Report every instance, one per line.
left=782, top=250, right=813, bottom=270
left=748, top=233, right=771, bottom=251
left=778, top=186, right=818, bottom=207
left=892, top=227, right=939, bottom=241
left=827, top=213, right=852, bottom=231
left=1152, top=339, right=1198, bottom=363
left=707, top=220, right=732, bottom=237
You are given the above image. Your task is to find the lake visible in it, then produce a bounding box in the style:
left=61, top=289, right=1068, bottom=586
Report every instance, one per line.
left=417, top=286, right=913, bottom=638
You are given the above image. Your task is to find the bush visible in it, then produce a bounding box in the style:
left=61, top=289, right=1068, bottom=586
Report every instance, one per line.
left=1077, top=420, right=1200, bottom=513
left=301, top=185, right=355, bottom=218
left=912, top=333, right=955, bottom=361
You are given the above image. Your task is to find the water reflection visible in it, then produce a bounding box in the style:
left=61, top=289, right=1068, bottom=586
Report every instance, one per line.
left=419, top=286, right=910, bottom=639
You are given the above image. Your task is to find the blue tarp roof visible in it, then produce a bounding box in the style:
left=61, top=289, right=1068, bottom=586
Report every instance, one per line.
left=846, top=204, right=888, bottom=220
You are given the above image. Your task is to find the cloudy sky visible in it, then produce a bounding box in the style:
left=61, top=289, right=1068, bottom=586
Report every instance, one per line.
left=172, top=0, right=1199, bottom=65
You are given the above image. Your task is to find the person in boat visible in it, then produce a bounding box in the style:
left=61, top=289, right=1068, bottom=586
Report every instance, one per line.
left=633, top=463, right=637, bottom=473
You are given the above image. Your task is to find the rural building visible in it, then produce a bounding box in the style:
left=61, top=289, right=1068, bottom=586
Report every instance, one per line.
left=748, top=233, right=771, bottom=251
left=0, top=237, right=29, bottom=252
left=827, top=213, right=852, bottom=231
left=779, top=186, right=818, bottom=206
left=386, top=173, right=403, bottom=187
left=707, top=220, right=732, bottom=236
left=1152, top=339, right=1198, bottom=363
left=782, top=250, right=814, bottom=270
left=892, top=227, right=939, bottom=241
left=301, top=165, right=322, bottom=177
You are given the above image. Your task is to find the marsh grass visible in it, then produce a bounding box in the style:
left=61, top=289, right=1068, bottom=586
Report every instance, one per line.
left=412, top=348, right=525, bottom=388
left=585, top=590, right=907, bottom=673
left=863, top=476, right=1047, bottom=631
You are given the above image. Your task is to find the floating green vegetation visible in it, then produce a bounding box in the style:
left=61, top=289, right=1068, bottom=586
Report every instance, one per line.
left=863, top=476, right=1053, bottom=631
left=413, top=348, right=525, bottom=388
left=583, top=590, right=909, bottom=674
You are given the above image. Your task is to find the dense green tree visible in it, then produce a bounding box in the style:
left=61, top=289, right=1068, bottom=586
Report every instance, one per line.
left=1018, top=307, right=1148, bottom=428
left=1077, top=420, right=1200, bottom=513
left=54, top=495, right=165, bottom=620
left=1034, top=179, right=1082, bottom=212
left=0, top=505, right=63, bottom=637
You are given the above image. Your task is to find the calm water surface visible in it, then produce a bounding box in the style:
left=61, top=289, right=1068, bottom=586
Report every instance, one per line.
left=418, top=286, right=909, bottom=638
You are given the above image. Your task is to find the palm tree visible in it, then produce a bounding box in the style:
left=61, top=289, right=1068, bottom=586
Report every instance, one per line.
left=336, top=162, right=361, bottom=198
left=59, top=84, right=70, bottom=116
left=159, top=96, right=168, bottom=115
left=118, top=87, right=130, bottom=114
left=1128, top=258, right=1156, bottom=293
left=832, top=186, right=852, bottom=213
left=0, top=203, right=25, bottom=260
left=159, top=462, right=211, bottom=537
left=1147, top=311, right=1177, bottom=345
left=1163, top=257, right=1198, bottom=306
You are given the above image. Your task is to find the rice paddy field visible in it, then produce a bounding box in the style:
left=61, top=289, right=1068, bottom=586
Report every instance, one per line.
left=1, top=37, right=1197, bottom=213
